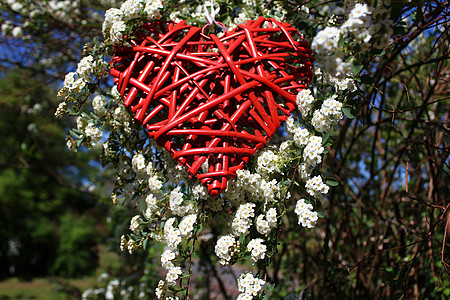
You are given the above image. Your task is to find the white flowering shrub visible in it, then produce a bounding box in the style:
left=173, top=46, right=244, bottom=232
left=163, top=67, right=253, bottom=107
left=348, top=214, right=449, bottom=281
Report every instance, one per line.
left=2, top=0, right=448, bottom=297
left=10, top=0, right=433, bottom=298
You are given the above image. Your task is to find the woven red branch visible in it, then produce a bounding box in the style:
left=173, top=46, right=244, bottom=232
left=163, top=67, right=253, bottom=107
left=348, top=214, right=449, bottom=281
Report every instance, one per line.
left=110, top=17, right=313, bottom=195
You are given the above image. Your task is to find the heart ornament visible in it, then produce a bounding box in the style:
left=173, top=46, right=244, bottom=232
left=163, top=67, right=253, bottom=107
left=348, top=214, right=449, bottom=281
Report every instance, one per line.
left=110, top=17, right=314, bottom=195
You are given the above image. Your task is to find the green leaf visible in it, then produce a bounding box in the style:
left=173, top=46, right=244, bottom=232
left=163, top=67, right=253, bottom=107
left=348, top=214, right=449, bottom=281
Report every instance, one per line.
left=338, top=36, right=345, bottom=48
left=143, top=238, right=148, bottom=250
left=369, top=48, right=386, bottom=56
left=326, top=178, right=339, bottom=186
left=76, top=137, right=84, bottom=147
left=322, top=132, right=331, bottom=144
left=342, top=106, right=356, bottom=119
left=317, top=210, right=325, bottom=218
left=352, top=63, right=364, bottom=75
left=69, top=129, right=81, bottom=139
left=360, top=75, right=375, bottom=85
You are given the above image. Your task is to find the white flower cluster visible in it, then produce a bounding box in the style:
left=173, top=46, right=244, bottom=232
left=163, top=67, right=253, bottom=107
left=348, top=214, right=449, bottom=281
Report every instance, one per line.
left=293, top=126, right=310, bottom=147
left=85, top=122, right=103, bottom=146
left=312, top=2, right=392, bottom=83
left=305, top=175, right=329, bottom=199
left=61, top=72, right=84, bottom=94
left=152, top=210, right=197, bottom=288
left=144, top=193, right=158, bottom=218
left=155, top=280, right=165, bottom=299
left=161, top=249, right=177, bottom=270
left=230, top=11, right=248, bottom=30
left=111, top=101, right=135, bottom=135
left=164, top=217, right=182, bottom=250
left=225, top=169, right=280, bottom=204
left=256, top=149, right=280, bottom=175
left=179, top=214, right=197, bottom=237
left=237, top=272, right=266, bottom=299
left=294, top=199, right=319, bottom=228
left=76, top=55, right=94, bottom=79
left=92, top=95, right=107, bottom=116
left=192, top=183, right=209, bottom=201
left=341, top=3, right=373, bottom=45
left=121, top=236, right=138, bottom=254
left=311, top=4, right=372, bottom=79
left=312, top=26, right=351, bottom=78
left=120, top=0, right=144, bottom=21
left=102, top=0, right=165, bottom=44
left=59, top=54, right=102, bottom=98
left=312, top=95, right=343, bottom=132
left=143, top=0, right=164, bottom=19
left=74, top=114, right=103, bottom=147
left=256, top=208, right=277, bottom=235
left=129, top=215, right=143, bottom=233
left=286, top=117, right=326, bottom=169
left=54, top=102, right=67, bottom=117
left=169, top=187, right=194, bottom=216
left=148, top=174, right=163, bottom=193
left=296, top=89, right=315, bottom=116
left=166, top=266, right=182, bottom=285
left=247, top=238, right=267, bottom=262
left=214, top=235, right=239, bottom=265
left=1, top=21, right=23, bottom=38
left=303, top=135, right=324, bottom=167
left=132, top=153, right=146, bottom=174
left=231, top=202, right=256, bottom=236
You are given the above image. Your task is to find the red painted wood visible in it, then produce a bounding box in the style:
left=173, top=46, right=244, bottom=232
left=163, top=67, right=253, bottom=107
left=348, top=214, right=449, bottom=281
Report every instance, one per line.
left=110, top=17, right=314, bottom=195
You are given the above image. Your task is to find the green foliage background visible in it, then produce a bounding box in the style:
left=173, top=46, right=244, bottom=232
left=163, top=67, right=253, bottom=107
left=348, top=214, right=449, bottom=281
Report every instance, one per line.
left=0, top=72, right=104, bottom=278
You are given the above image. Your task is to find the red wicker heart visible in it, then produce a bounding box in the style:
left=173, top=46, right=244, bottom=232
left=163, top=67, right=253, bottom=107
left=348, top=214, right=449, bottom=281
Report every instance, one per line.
left=110, top=17, right=313, bottom=195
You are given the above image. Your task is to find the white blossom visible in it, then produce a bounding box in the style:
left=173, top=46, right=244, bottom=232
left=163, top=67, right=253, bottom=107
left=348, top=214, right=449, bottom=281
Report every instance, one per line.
left=247, top=238, right=267, bottom=262
left=120, top=0, right=144, bottom=21
left=215, top=235, right=238, bottom=265
left=129, top=215, right=142, bottom=232
left=165, top=266, right=182, bottom=285
left=303, top=136, right=324, bottom=167
left=232, top=203, right=256, bottom=236
left=109, top=20, right=126, bottom=44
left=76, top=55, right=94, bottom=79
left=294, top=198, right=319, bottom=228
left=161, top=249, right=177, bottom=270
left=155, top=280, right=165, bottom=299
left=296, top=89, right=315, bottom=116
left=132, top=153, right=146, bottom=173
left=63, top=72, right=76, bottom=89
left=145, top=193, right=158, bottom=218
left=179, top=214, right=197, bottom=237
left=305, top=175, right=329, bottom=198
left=256, top=149, right=280, bottom=175
left=86, top=123, right=102, bottom=145
left=148, top=175, right=163, bottom=193
left=237, top=273, right=266, bottom=297
left=92, top=95, right=107, bottom=116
